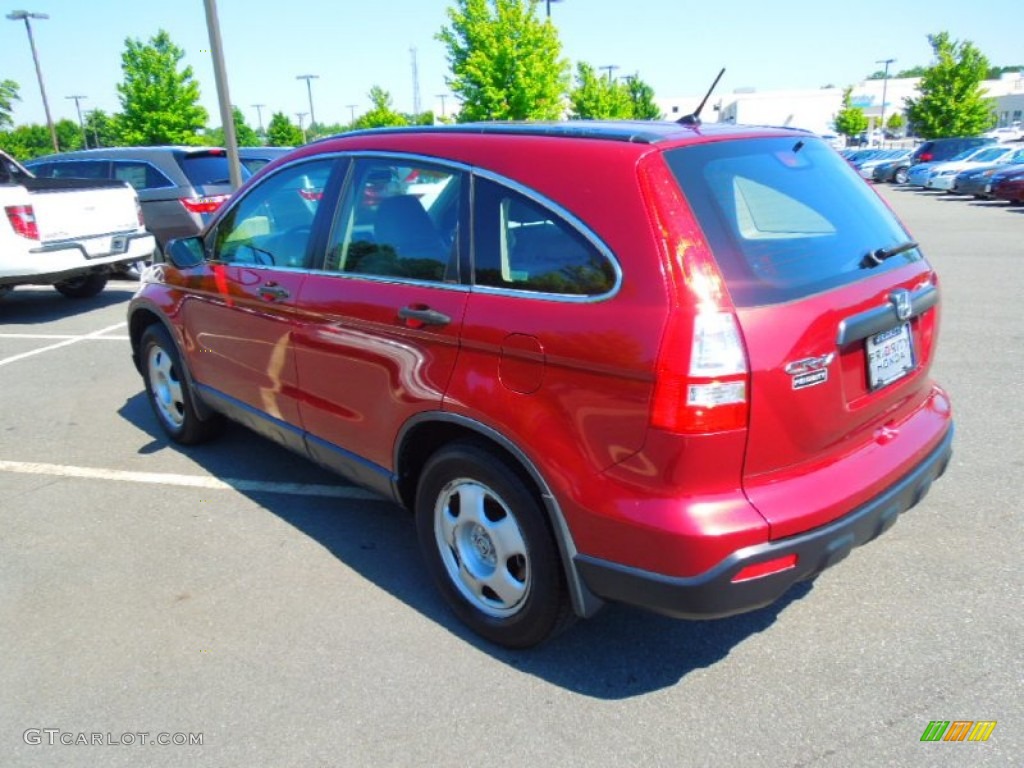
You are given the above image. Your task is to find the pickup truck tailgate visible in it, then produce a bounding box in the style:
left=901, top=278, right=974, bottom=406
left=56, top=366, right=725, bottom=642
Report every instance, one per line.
left=23, top=177, right=140, bottom=242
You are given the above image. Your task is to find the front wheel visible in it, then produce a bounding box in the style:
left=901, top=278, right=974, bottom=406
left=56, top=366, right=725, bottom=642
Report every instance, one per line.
left=54, top=273, right=107, bottom=298
left=140, top=324, right=222, bottom=444
left=894, top=167, right=909, bottom=185
left=415, top=441, right=574, bottom=648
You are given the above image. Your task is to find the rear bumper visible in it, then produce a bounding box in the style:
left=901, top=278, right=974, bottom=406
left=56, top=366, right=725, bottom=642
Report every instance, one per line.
left=0, top=231, right=154, bottom=284
left=575, top=423, right=953, bottom=619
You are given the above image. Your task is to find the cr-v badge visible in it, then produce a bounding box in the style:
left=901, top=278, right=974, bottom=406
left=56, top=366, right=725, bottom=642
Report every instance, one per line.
left=785, top=353, right=835, bottom=390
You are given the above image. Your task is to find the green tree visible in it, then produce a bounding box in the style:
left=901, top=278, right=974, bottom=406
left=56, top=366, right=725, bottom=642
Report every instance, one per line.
left=83, top=110, right=119, bottom=148
left=438, top=0, right=570, bottom=121
left=204, top=106, right=260, bottom=147
left=885, top=112, right=905, bottom=136
left=834, top=87, right=868, bottom=141
left=266, top=111, right=303, bottom=146
left=116, top=30, right=208, bottom=145
left=569, top=63, right=632, bottom=119
left=904, top=32, right=995, bottom=138
left=0, top=124, right=53, bottom=160
left=54, top=118, right=85, bottom=152
left=1, top=80, right=20, bottom=129
left=626, top=73, right=662, bottom=120
left=352, top=86, right=408, bottom=129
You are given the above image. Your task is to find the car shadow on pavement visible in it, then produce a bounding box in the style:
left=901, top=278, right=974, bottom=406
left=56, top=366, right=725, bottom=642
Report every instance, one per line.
left=118, top=392, right=814, bottom=699
left=0, top=283, right=136, bottom=323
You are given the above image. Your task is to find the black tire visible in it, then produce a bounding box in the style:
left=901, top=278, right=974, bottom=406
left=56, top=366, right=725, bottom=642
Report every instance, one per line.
left=415, top=441, right=575, bottom=648
left=140, top=324, right=223, bottom=444
left=894, top=167, right=909, bottom=185
left=54, top=273, right=107, bottom=298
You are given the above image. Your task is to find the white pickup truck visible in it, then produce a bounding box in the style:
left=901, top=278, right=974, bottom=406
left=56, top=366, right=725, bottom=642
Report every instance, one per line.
left=1, top=149, right=155, bottom=300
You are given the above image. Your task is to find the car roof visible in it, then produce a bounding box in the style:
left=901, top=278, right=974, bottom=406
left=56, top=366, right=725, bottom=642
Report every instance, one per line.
left=313, top=120, right=811, bottom=148
left=26, top=146, right=229, bottom=163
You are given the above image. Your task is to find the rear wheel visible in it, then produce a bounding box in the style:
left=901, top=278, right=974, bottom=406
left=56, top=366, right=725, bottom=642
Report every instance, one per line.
left=415, top=441, right=574, bottom=648
left=54, top=273, right=107, bottom=298
left=140, top=324, right=222, bottom=444
left=894, top=167, right=909, bottom=185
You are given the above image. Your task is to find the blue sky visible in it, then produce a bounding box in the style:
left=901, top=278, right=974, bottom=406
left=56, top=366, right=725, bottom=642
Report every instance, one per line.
left=2, top=0, right=1020, bottom=129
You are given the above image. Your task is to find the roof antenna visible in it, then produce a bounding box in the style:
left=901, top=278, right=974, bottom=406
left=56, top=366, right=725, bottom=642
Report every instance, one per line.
left=678, top=68, right=725, bottom=126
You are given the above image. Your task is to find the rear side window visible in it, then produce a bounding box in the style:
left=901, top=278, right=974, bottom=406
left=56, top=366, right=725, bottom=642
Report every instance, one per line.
left=472, top=177, right=616, bottom=297
left=177, top=153, right=245, bottom=186
left=665, top=137, right=919, bottom=307
left=112, top=161, right=174, bottom=191
left=44, top=160, right=110, bottom=180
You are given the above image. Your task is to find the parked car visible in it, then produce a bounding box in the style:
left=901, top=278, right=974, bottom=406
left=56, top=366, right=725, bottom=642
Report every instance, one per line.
left=128, top=122, right=953, bottom=648
left=1, top=149, right=154, bottom=299
left=872, top=155, right=914, bottom=184
left=922, top=145, right=1021, bottom=191
left=906, top=145, right=1000, bottom=188
left=908, top=136, right=996, bottom=165
left=856, top=149, right=911, bottom=180
left=990, top=166, right=1024, bottom=203
left=25, top=146, right=248, bottom=260
left=237, top=146, right=294, bottom=175
left=952, top=150, right=1024, bottom=197
left=983, top=125, right=1024, bottom=142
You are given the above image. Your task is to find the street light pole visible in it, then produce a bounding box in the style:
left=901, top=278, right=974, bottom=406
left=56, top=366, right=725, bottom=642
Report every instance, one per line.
left=296, top=74, right=318, bottom=130
left=6, top=10, right=58, bottom=153
left=876, top=58, right=896, bottom=144
left=436, top=94, right=448, bottom=117
left=202, top=0, right=243, bottom=189
left=66, top=94, right=87, bottom=148
left=295, top=112, right=308, bottom=144
left=545, top=0, right=564, bottom=18
left=346, top=104, right=358, bottom=124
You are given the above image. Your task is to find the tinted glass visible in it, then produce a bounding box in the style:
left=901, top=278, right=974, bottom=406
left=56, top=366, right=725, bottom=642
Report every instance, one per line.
left=112, top=161, right=174, bottom=190
left=472, top=178, right=615, bottom=296
left=45, top=160, right=110, bottom=179
left=211, top=159, right=334, bottom=269
left=665, top=137, right=920, bottom=307
left=177, top=153, right=248, bottom=186
left=325, top=158, right=462, bottom=283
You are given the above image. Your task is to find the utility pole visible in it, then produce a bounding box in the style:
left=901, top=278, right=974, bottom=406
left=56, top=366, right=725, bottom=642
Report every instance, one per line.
left=251, top=103, right=265, bottom=135
left=346, top=104, right=358, bottom=124
left=295, top=112, right=308, bottom=143
left=410, top=47, right=421, bottom=116
left=436, top=94, right=448, bottom=118
left=202, top=0, right=243, bottom=189
left=7, top=10, right=58, bottom=153
left=545, top=0, right=564, bottom=18
left=600, top=65, right=620, bottom=83
left=296, top=74, right=318, bottom=129
left=66, top=94, right=88, bottom=148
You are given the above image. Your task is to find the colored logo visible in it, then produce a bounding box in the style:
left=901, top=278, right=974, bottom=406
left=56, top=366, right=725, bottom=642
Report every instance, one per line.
left=920, top=721, right=997, bottom=742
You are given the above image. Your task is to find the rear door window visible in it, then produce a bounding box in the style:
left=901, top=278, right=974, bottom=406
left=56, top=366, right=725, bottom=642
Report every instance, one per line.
left=177, top=152, right=247, bottom=186
left=112, top=161, right=174, bottom=191
left=664, top=137, right=920, bottom=307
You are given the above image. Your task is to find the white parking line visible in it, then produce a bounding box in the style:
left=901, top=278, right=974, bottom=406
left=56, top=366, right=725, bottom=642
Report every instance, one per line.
left=0, top=333, right=129, bottom=341
left=0, top=460, right=383, bottom=500
left=0, top=322, right=129, bottom=368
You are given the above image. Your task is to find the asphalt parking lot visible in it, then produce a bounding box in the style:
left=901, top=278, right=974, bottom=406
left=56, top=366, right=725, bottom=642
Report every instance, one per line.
left=1, top=186, right=1021, bottom=767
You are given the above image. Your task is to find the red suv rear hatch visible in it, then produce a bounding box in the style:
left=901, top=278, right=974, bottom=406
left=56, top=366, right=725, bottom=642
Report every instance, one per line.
left=663, top=136, right=951, bottom=540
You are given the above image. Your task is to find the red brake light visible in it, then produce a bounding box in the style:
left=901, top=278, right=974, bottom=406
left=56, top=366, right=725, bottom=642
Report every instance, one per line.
left=919, top=152, right=933, bottom=162
left=5, top=205, right=39, bottom=240
left=179, top=194, right=230, bottom=214
left=639, top=154, right=750, bottom=434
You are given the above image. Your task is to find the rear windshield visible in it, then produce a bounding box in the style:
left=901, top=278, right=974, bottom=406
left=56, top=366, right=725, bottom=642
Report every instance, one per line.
left=176, top=153, right=248, bottom=187
left=664, top=137, right=921, bottom=307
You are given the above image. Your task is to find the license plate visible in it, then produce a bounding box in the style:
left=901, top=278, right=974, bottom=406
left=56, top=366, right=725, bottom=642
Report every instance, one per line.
left=84, top=235, right=128, bottom=259
left=867, top=323, right=916, bottom=390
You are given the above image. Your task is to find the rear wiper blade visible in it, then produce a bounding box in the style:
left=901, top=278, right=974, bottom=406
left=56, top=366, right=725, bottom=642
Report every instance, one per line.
left=862, top=240, right=918, bottom=268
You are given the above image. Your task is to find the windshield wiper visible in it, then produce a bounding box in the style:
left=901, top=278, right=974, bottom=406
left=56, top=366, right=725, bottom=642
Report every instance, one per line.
left=862, top=240, right=918, bottom=268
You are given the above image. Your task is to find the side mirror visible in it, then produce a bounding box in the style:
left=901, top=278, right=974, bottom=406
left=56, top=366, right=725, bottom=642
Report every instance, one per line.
left=164, top=237, right=205, bottom=269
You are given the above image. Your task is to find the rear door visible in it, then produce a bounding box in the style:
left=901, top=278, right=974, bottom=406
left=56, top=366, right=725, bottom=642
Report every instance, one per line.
left=291, top=156, right=469, bottom=475
left=666, top=137, right=946, bottom=538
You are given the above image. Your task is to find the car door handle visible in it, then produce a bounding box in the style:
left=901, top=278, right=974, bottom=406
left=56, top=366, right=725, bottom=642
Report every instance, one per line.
left=258, top=282, right=290, bottom=301
left=398, top=306, right=451, bottom=326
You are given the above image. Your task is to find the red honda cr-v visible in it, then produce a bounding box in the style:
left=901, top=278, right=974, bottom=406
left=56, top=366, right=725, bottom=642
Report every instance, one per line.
left=128, top=121, right=953, bottom=648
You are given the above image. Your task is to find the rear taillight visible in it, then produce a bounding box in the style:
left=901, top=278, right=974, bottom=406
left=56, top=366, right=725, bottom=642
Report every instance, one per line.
left=639, top=154, right=750, bottom=434
left=5, top=205, right=39, bottom=240
left=179, top=194, right=230, bottom=214
left=919, top=152, right=933, bottom=162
